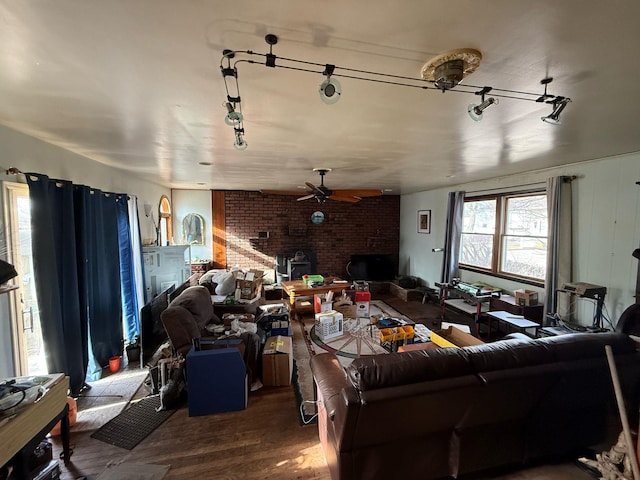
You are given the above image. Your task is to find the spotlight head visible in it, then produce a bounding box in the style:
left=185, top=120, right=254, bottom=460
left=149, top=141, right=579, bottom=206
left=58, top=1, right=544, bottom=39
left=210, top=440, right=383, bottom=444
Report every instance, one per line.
left=542, top=97, right=571, bottom=125
left=233, top=128, right=248, bottom=150
left=467, top=97, right=498, bottom=121
left=319, top=77, right=342, bottom=104
left=224, top=102, right=243, bottom=126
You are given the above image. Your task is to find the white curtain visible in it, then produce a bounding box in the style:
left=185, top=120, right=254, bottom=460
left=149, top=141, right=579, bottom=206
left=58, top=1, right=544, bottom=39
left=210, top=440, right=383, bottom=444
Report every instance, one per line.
left=441, top=191, right=465, bottom=283
left=127, top=195, right=146, bottom=337
left=544, top=176, right=573, bottom=325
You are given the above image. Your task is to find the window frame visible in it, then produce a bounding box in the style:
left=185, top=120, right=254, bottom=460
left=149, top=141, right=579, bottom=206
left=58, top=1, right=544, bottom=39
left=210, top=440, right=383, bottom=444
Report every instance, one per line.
left=459, top=190, right=547, bottom=286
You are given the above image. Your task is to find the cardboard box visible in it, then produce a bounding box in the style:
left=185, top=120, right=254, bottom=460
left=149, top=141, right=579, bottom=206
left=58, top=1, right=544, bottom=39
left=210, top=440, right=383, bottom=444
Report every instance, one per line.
left=236, top=269, right=264, bottom=300
left=514, top=289, right=539, bottom=306
left=314, top=294, right=333, bottom=314
left=262, top=335, right=293, bottom=386
left=431, top=326, right=484, bottom=348
left=355, top=291, right=371, bottom=318
left=333, top=302, right=357, bottom=319
left=315, top=311, right=344, bottom=341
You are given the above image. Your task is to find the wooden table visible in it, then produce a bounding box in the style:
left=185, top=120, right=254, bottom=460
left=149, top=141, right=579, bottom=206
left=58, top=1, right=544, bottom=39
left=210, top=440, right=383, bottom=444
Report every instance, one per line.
left=281, top=279, right=350, bottom=318
left=0, top=373, right=71, bottom=476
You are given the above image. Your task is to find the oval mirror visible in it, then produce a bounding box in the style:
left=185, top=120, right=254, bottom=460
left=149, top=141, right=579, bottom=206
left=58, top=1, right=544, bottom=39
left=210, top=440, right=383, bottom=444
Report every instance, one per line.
left=183, top=213, right=205, bottom=245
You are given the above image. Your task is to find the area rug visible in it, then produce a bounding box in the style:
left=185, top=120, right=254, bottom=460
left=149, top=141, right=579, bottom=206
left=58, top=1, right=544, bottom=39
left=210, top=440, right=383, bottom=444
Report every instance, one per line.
left=291, top=300, right=411, bottom=422
left=74, top=368, right=149, bottom=433
left=91, top=394, right=175, bottom=450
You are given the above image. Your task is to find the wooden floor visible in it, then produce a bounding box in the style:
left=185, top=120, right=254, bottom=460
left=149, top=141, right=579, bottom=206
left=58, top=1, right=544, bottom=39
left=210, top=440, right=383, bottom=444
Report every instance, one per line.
left=47, top=293, right=596, bottom=480
left=51, top=379, right=329, bottom=480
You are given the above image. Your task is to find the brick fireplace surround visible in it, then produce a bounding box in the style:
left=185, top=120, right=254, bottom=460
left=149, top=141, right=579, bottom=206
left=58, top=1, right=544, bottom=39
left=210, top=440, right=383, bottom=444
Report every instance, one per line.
left=220, top=191, right=400, bottom=281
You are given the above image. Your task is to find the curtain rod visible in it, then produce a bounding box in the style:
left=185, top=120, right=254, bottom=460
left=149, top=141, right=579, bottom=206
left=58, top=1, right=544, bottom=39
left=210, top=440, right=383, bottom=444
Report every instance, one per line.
left=24, top=171, right=130, bottom=200
left=465, top=176, right=576, bottom=195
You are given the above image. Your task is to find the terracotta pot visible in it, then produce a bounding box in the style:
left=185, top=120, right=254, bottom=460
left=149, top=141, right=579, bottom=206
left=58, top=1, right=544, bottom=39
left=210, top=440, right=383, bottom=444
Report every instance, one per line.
left=108, top=356, right=121, bottom=373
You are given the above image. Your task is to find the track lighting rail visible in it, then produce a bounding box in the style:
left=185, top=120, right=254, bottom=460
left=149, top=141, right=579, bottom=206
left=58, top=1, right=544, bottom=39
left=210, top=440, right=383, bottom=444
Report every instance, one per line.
left=220, top=34, right=571, bottom=150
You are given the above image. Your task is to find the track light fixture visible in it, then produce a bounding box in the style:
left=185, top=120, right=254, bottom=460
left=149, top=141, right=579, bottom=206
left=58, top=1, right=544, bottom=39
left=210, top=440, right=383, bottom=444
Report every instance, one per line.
left=541, top=97, right=571, bottom=125
left=467, top=86, right=499, bottom=121
left=233, top=127, right=248, bottom=150
left=319, top=64, right=342, bottom=104
left=224, top=102, right=243, bottom=126
left=220, top=34, right=572, bottom=148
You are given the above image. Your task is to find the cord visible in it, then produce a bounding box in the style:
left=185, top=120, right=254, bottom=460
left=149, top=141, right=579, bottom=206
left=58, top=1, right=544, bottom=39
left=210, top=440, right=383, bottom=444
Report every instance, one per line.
left=299, top=400, right=320, bottom=425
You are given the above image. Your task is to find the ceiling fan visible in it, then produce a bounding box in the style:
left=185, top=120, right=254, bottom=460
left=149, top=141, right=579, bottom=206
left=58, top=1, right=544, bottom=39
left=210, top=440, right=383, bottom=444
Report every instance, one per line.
left=261, top=168, right=383, bottom=203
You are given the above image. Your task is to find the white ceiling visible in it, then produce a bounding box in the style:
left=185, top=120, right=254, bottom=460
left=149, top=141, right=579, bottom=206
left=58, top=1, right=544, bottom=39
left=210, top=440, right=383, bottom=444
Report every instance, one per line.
left=1, top=1, right=639, bottom=195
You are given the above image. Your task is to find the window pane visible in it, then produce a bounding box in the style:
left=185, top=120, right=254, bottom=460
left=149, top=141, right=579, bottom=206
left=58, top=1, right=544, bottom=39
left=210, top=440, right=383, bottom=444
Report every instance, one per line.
left=460, top=233, right=493, bottom=268
left=505, top=195, right=547, bottom=236
left=501, top=236, right=547, bottom=279
left=462, top=200, right=496, bottom=234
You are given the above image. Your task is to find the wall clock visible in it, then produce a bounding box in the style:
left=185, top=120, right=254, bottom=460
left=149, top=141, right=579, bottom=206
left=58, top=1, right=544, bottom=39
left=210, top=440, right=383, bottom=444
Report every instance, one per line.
left=311, top=211, right=325, bottom=224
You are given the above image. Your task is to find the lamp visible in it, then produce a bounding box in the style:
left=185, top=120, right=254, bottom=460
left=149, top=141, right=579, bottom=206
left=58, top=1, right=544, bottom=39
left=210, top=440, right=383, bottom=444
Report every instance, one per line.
left=234, top=128, right=248, bottom=150
left=224, top=102, right=243, bottom=126
left=541, top=97, right=571, bottom=125
left=319, top=64, right=342, bottom=104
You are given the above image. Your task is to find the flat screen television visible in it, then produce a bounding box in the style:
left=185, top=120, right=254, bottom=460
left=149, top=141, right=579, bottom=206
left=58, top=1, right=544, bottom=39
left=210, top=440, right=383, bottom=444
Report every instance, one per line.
left=347, top=254, right=395, bottom=281
left=139, top=285, right=173, bottom=367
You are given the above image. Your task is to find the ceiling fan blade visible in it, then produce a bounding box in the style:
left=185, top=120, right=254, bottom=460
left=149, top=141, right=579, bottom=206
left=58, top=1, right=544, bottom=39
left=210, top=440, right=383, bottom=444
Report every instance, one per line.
left=305, top=182, right=325, bottom=196
left=260, top=190, right=304, bottom=196
left=328, top=194, right=361, bottom=203
left=332, top=189, right=384, bottom=197
left=296, top=194, right=317, bottom=202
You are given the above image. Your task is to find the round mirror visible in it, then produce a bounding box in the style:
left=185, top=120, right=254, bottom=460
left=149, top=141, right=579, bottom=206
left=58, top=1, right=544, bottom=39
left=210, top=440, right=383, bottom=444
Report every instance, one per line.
left=183, top=213, right=205, bottom=245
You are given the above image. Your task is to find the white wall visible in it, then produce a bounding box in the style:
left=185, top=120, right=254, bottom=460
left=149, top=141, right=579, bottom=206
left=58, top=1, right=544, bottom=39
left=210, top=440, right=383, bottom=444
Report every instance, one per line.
left=400, top=152, right=640, bottom=326
left=171, top=189, right=213, bottom=261
left=0, top=124, right=170, bottom=377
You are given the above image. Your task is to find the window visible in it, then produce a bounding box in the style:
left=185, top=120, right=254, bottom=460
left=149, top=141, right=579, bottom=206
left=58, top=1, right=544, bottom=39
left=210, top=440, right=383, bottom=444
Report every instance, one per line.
left=460, top=193, right=547, bottom=282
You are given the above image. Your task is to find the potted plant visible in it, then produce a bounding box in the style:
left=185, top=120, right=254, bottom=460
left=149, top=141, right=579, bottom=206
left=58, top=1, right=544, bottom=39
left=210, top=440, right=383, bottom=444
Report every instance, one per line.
left=125, top=335, right=141, bottom=364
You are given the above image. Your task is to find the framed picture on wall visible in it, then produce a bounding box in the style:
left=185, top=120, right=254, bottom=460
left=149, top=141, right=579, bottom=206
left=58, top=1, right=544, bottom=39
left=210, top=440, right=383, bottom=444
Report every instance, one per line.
left=418, top=210, right=431, bottom=234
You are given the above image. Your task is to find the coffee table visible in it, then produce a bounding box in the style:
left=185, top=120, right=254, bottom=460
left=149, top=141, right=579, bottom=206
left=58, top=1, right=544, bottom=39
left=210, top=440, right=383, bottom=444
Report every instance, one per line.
left=281, top=278, right=349, bottom=318
left=486, top=310, right=539, bottom=338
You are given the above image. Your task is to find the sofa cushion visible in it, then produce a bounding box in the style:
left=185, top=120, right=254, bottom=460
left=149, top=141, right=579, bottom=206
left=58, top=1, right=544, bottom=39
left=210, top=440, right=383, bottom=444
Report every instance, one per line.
left=463, top=338, right=555, bottom=372
left=168, top=285, right=214, bottom=332
left=346, top=348, right=471, bottom=391
left=538, top=331, right=637, bottom=361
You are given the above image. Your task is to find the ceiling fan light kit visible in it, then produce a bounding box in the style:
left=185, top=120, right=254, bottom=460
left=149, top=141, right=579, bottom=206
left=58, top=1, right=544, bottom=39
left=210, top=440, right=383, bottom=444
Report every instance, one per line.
left=220, top=35, right=571, bottom=148
left=261, top=168, right=383, bottom=203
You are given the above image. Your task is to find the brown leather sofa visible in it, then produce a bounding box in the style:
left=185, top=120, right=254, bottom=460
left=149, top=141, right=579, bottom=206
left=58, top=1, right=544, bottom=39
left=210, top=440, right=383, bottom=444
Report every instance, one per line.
left=310, top=332, right=640, bottom=480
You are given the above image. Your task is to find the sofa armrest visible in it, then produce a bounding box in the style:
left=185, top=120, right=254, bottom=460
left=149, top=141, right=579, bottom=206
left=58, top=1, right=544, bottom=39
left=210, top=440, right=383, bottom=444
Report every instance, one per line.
left=310, top=353, right=350, bottom=419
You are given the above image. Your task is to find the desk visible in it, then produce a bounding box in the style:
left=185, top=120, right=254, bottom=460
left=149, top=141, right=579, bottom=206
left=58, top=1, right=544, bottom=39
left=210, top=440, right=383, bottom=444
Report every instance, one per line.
left=0, top=374, right=70, bottom=476
left=281, top=279, right=349, bottom=319
left=436, top=282, right=497, bottom=336
left=486, top=310, right=540, bottom=338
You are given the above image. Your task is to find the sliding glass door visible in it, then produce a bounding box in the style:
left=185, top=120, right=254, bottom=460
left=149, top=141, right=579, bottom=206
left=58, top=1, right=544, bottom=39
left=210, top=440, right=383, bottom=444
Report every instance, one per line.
left=3, top=182, right=46, bottom=375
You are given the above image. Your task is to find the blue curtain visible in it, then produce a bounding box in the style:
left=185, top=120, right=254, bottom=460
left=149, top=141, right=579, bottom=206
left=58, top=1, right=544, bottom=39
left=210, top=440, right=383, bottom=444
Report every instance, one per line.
left=117, top=195, right=140, bottom=344
left=27, top=174, right=125, bottom=394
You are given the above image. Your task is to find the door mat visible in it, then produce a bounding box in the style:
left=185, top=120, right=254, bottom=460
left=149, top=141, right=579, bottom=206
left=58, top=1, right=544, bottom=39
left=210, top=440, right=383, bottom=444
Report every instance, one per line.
left=90, top=395, right=175, bottom=450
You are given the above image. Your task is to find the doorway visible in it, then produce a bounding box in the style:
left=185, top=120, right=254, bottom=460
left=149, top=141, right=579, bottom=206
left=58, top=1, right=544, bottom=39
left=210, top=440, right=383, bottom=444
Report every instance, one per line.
left=3, top=181, right=46, bottom=376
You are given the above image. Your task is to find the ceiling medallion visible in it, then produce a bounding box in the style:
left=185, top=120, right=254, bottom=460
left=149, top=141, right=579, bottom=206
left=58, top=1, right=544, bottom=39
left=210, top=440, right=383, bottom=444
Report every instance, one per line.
left=420, top=48, right=483, bottom=91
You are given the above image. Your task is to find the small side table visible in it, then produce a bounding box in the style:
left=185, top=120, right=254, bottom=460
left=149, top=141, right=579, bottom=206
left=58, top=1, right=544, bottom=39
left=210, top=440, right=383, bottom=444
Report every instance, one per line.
left=486, top=310, right=540, bottom=338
